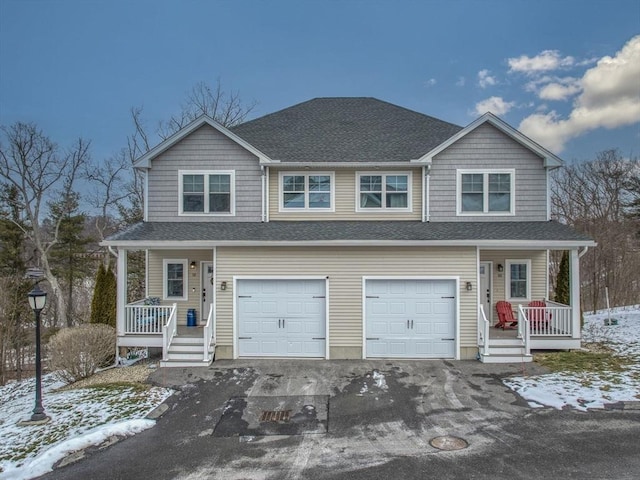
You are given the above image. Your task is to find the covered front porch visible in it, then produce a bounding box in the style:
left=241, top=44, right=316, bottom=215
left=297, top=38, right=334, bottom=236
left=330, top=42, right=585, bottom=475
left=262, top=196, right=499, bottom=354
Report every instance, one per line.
left=476, top=248, right=585, bottom=363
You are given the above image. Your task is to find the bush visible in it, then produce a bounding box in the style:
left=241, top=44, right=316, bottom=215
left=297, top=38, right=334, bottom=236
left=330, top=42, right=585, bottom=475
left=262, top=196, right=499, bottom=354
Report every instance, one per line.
left=48, top=324, right=116, bottom=383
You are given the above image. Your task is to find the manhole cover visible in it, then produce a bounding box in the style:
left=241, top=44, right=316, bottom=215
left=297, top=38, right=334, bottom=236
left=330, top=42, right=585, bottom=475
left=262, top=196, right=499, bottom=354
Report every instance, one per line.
left=429, top=435, right=469, bottom=451
left=260, top=410, right=291, bottom=422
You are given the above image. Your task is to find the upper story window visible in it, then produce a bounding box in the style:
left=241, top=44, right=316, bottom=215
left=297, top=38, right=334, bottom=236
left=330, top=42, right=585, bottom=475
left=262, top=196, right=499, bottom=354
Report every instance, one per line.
left=179, top=171, right=235, bottom=215
left=279, top=172, right=334, bottom=211
left=357, top=172, right=412, bottom=211
left=457, top=169, right=515, bottom=215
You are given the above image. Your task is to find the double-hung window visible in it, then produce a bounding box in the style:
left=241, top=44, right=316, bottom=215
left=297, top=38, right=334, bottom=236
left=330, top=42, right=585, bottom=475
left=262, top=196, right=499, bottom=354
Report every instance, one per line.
left=163, top=259, right=187, bottom=300
left=179, top=171, right=234, bottom=215
left=280, top=172, right=334, bottom=211
left=506, top=259, right=531, bottom=300
left=357, top=172, right=411, bottom=211
left=457, top=169, right=514, bottom=215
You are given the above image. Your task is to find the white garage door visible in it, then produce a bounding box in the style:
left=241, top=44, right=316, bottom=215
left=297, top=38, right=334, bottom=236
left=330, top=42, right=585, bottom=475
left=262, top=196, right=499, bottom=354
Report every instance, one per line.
left=365, top=279, right=456, bottom=358
left=237, top=279, right=326, bottom=357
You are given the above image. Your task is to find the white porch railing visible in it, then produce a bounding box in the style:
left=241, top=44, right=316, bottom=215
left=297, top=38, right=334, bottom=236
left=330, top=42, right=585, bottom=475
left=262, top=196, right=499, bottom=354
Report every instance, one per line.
left=125, top=301, right=176, bottom=334
left=162, top=304, right=178, bottom=362
left=521, top=301, right=572, bottom=336
left=517, top=305, right=531, bottom=356
left=203, top=303, right=215, bottom=362
left=478, top=304, right=491, bottom=357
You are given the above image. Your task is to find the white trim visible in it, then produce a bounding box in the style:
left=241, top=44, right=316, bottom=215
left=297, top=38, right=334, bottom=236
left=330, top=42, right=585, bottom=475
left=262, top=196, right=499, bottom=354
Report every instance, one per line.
left=233, top=276, right=329, bottom=360
left=505, top=259, right=532, bottom=301
left=418, top=112, right=563, bottom=168
left=134, top=115, right=273, bottom=168
left=265, top=166, right=270, bottom=222
left=362, top=276, right=460, bottom=360
left=546, top=169, right=551, bottom=220
left=104, top=239, right=596, bottom=249
left=456, top=169, right=516, bottom=216
left=213, top=247, right=217, bottom=341
left=570, top=249, right=581, bottom=339
left=143, top=171, right=149, bottom=221
left=116, top=249, right=128, bottom=337
left=260, top=166, right=266, bottom=223
left=424, top=166, right=430, bottom=222
left=278, top=171, right=335, bottom=212
left=355, top=171, right=413, bottom=213
left=178, top=170, right=236, bottom=216
left=163, top=258, right=189, bottom=301
left=145, top=249, right=149, bottom=295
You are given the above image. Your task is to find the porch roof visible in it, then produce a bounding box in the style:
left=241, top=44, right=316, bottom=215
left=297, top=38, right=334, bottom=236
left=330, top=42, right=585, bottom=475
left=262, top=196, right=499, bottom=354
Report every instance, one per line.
left=103, top=221, right=594, bottom=249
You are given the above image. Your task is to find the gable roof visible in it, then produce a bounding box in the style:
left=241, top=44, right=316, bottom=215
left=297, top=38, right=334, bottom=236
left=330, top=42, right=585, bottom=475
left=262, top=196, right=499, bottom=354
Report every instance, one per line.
left=418, top=112, right=563, bottom=168
left=134, top=116, right=273, bottom=169
left=231, top=97, right=463, bottom=163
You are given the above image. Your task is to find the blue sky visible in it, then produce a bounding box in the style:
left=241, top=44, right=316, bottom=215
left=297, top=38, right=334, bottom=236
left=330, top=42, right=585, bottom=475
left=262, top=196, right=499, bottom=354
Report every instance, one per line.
left=1, top=0, right=639, bottom=164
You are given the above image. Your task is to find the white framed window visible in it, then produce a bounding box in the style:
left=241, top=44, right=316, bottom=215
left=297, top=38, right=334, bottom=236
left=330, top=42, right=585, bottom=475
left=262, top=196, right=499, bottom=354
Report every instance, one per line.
left=356, top=172, right=412, bottom=212
left=279, top=172, right=334, bottom=211
left=163, top=259, right=188, bottom=300
left=456, top=169, right=515, bottom=215
left=505, top=259, right=531, bottom=301
left=178, top=170, right=235, bottom=215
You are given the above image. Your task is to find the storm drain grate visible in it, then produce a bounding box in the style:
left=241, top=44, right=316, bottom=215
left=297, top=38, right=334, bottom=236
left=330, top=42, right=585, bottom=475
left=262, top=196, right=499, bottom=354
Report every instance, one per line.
left=259, top=410, right=291, bottom=423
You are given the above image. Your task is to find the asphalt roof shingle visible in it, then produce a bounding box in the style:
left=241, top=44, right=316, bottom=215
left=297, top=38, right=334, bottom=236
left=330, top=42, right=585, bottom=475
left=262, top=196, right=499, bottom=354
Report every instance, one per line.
left=106, top=221, right=593, bottom=245
left=231, top=97, right=463, bottom=163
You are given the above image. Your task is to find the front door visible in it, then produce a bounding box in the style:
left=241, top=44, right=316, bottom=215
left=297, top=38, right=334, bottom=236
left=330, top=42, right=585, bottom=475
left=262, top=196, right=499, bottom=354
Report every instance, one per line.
left=201, top=262, right=214, bottom=322
left=479, top=262, right=492, bottom=322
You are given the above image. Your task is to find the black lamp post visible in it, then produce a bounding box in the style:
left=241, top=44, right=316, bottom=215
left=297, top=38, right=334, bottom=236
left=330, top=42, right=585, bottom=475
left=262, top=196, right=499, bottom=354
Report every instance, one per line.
left=27, top=284, right=48, bottom=423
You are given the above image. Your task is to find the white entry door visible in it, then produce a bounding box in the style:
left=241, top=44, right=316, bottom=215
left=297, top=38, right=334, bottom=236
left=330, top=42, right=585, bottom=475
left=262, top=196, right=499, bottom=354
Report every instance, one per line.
left=365, top=279, right=456, bottom=358
left=237, top=279, right=326, bottom=357
left=201, top=262, right=214, bottom=322
left=479, top=262, right=492, bottom=323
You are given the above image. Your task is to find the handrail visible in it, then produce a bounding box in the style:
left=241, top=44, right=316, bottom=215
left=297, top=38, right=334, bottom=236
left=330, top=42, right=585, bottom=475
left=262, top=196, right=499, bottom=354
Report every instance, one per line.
left=478, top=304, right=491, bottom=357
left=203, top=303, right=215, bottom=362
left=517, top=305, right=531, bottom=356
left=162, top=303, right=178, bottom=362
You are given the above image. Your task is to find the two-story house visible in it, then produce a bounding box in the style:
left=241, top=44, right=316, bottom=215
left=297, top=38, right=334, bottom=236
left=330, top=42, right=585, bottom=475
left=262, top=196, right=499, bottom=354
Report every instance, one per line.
left=103, top=97, right=594, bottom=366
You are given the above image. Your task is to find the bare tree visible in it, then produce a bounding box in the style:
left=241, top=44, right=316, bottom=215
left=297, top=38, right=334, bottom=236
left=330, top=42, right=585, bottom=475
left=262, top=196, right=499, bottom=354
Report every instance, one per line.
left=551, top=149, right=640, bottom=310
left=0, top=122, right=90, bottom=326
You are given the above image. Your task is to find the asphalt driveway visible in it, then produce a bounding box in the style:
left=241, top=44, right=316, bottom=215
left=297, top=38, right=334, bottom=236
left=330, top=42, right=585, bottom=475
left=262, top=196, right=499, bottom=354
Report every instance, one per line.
left=40, top=360, right=640, bottom=480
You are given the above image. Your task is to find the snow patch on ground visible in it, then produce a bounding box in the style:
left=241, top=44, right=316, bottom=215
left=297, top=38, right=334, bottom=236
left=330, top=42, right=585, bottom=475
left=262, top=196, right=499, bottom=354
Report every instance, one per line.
left=503, top=306, right=640, bottom=411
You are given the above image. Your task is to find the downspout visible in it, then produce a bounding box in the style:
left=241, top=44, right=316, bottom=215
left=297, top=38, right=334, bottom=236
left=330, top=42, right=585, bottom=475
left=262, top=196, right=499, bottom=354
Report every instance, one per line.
left=261, top=165, right=266, bottom=222
left=578, top=246, right=589, bottom=258
left=108, top=246, right=118, bottom=258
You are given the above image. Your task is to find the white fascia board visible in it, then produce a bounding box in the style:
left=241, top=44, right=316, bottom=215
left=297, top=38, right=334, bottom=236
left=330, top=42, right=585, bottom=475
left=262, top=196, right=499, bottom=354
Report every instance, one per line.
left=267, top=161, right=419, bottom=168
left=101, top=239, right=596, bottom=249
left=418, top=112, right=563, bottom=168
left=134, top=116, right=273, bottom=169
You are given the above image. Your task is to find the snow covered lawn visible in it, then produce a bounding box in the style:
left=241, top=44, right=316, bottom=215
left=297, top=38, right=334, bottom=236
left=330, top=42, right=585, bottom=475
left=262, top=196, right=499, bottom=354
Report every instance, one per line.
left=504, top=306, right=640, bottom=411
left=0, top=366, right=173, bottom=480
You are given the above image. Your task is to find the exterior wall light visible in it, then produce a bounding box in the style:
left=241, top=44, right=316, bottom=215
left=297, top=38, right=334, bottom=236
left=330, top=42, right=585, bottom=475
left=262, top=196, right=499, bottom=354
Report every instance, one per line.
left=497, top=264, right=504, bottom=273
left=466, top=282, right=473, bottom=291
left=190, top=261, right=196, bottom=270
left=220, top=281, right=227, bottom=291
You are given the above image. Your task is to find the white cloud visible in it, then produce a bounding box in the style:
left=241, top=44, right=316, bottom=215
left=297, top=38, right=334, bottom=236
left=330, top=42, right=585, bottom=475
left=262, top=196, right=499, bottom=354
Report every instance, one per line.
left=519, top=35, right=640, bottom=153
left=455, top=76, right=466, bottom=87
left=538, top=77, right=581, bottom=101
left=474, top=96, right=515, bottom=116
left=508, top=49, right=575, bottom=74
left=478, top=69, right=497, bottom=88
left=424, top=78, right=437, bottom=87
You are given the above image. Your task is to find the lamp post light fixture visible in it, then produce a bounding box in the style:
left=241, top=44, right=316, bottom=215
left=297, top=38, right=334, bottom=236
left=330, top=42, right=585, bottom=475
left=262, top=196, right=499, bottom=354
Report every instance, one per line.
left=27, top=284, right=49, bottom=424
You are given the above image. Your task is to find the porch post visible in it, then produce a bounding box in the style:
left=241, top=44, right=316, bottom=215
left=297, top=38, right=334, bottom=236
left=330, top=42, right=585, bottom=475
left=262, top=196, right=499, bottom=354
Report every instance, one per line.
left=116, top=248, right=128, bottom=337
left=570, top=248, right=580, bottom=339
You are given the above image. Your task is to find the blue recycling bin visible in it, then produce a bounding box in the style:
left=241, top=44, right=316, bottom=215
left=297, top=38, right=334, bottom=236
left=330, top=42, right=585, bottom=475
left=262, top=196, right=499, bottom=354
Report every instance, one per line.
left=187, top=308, right=197, bottom=327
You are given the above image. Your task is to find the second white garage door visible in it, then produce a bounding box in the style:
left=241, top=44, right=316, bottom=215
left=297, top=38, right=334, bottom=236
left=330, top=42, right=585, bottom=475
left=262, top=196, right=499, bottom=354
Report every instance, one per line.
left=237, top=279, right=326, bottom=358
left=365, top=279, right=456, bottom=358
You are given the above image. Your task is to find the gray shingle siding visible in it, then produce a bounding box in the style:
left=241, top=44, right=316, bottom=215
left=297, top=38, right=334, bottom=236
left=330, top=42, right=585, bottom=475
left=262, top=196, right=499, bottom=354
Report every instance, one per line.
left=429, top=123, right=548, bottom=222
left=146, top=124, right=262, bottom=222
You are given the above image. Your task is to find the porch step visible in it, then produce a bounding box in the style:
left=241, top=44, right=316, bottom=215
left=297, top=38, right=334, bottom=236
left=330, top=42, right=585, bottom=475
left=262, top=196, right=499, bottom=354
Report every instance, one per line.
left=479, top=342, right=533, bottom=363
left=160, top=339, right=215, bottom=367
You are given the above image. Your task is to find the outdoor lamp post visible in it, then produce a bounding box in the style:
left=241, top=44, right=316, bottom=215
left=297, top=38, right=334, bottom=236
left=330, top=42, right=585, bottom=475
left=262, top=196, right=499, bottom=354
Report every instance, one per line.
left=27, top=284, right=48, bottom=423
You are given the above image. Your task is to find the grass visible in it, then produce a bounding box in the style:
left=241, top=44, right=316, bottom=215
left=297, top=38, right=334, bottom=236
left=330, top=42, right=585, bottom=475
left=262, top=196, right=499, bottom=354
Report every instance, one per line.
left=534, top=343, right=635, bottom=374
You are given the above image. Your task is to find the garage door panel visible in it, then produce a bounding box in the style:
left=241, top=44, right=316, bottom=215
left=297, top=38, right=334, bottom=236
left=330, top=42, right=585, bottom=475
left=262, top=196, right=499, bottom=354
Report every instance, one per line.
left=366, top=279, right=456, bottom=359
left=238, top=279, right=325, bottom=358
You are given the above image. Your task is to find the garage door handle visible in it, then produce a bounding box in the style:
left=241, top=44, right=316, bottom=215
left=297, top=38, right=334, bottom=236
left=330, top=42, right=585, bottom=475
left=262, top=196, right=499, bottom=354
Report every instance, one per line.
left=312, top=337, right=326, bottom=340
left=441, top=296, right=455, bottom=299
left=312, top=296, right=325, bottom=298
left=366, top=296, right=379, bottom=298
left=441, top=338, right=455, bottom=341
left=366, top=337, right=380, bottom=340
left=239, top=337, right=252, bottom=339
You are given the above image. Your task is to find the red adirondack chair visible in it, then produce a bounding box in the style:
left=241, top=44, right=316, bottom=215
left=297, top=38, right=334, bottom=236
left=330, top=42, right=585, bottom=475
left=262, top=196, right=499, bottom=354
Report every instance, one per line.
left=527, top=300, right=551, bottom=329
left=495, top=301, right=518, bottom=329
